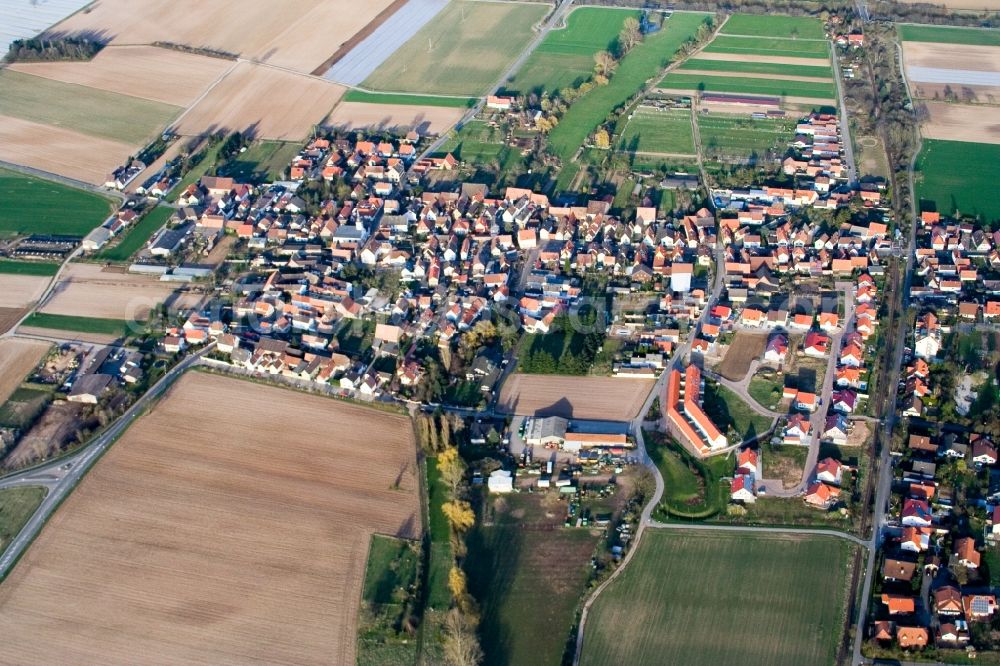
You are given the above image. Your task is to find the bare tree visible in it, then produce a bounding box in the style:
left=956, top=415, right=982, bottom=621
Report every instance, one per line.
left=619, top=17, right=642, bottom=55
left=443, top=609, right=483, bottom=666
left=593, top=50, right=618, bottom=77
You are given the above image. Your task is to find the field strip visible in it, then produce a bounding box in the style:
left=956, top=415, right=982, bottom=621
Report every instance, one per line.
left=677, top=69, right=832, bottom=83
left=630, top=150, right=699, bottom=159
left=322, top=0, right=450, bottom=85
left=646, top=520, right=871, bottom=547
left=692, top=52, right=831, bottom=66
left=907, top=66, right=1000, bottom=86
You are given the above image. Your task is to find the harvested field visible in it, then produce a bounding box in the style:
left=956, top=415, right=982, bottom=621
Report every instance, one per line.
left=497, top=375, right=653, bottom=420
left=0, top=70, right=180, bottom=146
left=362, top=0, right=548, bottom=96
left=920, top=101, right=1000, bottom=144
left=897, top=0, right=1000, bottom=8
left=14, top=326, right=119, bottom=345
left=701, top=100, right=779, bottom=115
left=48, top=0, right=396, bottom=75
left=718, top=331, right=768, bottom=380
left=8, top=45, right=232, bottom=107
left=901, top=42, right=1000, bottom=72
left=0, top=309, right=26, bottom=336
left=0, top=339, right=49, bottom=406
left=693, top=52, right=831, bottom=67
left=0, top=274, right=48, bottom=309
left=171, top=62, right=345, bottom=141
left=40, top=263, right=177, bottom=321
left=0, top=115, right=133, bottom=185
left=3, top=401, right=84, bottom=470
left=580, top=530, right=855, bottom=666
left=0, top=372, right=420, bottom=664
left=326, top=101, right=465, bottom=136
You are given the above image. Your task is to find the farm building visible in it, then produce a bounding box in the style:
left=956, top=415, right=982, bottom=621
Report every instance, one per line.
left=561, top=432, right=630, bottom=454
left=524, top=416, right=568, bottom=447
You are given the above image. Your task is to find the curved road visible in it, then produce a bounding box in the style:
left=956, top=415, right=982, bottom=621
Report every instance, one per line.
left=0, top=345, right=213, bottom=579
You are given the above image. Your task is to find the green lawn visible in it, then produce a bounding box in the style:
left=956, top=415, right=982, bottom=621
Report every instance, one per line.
left=618, top=108, right=696, bottom=155
left=357, top=535, right=420, bottom=666
left=698, top=114, right=798, bottom=162
left=547, top=12, right=712, bottom=161
left=0, top=487, right=46, bottom=555
left=95, top=205, right=172, bottom=262
left=704, top=35, right=831, bottom=59
left=218, top=141, right=300, bottom=184
left=466, top=500, right=599, bottom=666
left=679, top=58, right=832, bottom=79
left=580, top=530, right=854, bottom=666
left=748, top=373, right=785, bottom=409
left=362, top=535, right=420, bottom=604
left=425, top=458, right=452, bottom=610
left=898, top=24, right=1000, bottom=46
left=22, top=312, right=132, bottom=336
left=703, top=381, right=773, bottom=443
left=362, top=0, right=548, bottom=95
left=342, top=90, right=478, bottom=108
left=0, top=70, right=179, bottom=145
left=506, top=7, right=641, bottom=95
left=0, top=260, right=59, bottom=276
left=0, top=169, right=114, bottom=238
left=720, top=14, right=826, bottom=40
left=916, top=139, right=1000, bottom=222
left=660, top=73, right=835, bottom=101
left=719, top=496, right=855, bottom=530
left=645, top=430, right=731, bottom=519
left=433, top=120, right=511, bottom=163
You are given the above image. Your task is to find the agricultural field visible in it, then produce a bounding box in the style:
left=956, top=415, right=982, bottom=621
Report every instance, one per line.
left=0, top=261, right=59, bottom=277
left=362, top=1, right=548, bottom=96
left=0, top=339, right=50, bottom=406
left=679, top=57, right=833, bottom=79
left=718, top=331, right=768, bottom=380
left=580, top=530, right=855, bottom=666
left=341, top=90, right=477, bottom=108
left=467, top=494, right=600, bottom=666
left=40, top=263, right=178, bottom=322
left=0, top=274, right=48, bottom=310
left=0, top=310, right=26, bottom=336
left=698, top=114, right=799, bottom=162
left=94, top=206, right=173, bottom=263
left=0, top=169, right=114, bottom=238
left=20, top=313, right=132, bottom=339
left=0, top=487, right=46, bottom=557
left=497, top=375, right=653, bottom=421
left=327, top=102, right=467, bottom=136
left=719, top=14, right=826, bottom=40
left=0, top=372, right=420, bottom=664
left=47, top=0, right=398, bottom=75
left=8, top=45, right=232, bottom=107
left=897, top=24, right=1000, bottom=46
left=547, top=12, right=713, bottom=161
left=919, top=101, right=1000, bottom=145
left=659, top=73, right=835, bottom=102
left=617, top=107, right=696, bottom=155
left=171, top=62, right=346, bottom=141
left=703, top=35, right=831, bottom=59
left=916, top=139, right=1000, bottom=221
left=507, top=7, right=642, bottom=96
left=0, top=70, right=180, bottom=146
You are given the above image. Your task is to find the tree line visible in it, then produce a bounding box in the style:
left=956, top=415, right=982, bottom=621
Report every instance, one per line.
left=5, top=37, right=103, bottom=63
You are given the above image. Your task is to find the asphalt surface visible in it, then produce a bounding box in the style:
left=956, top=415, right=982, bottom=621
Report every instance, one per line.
left=0, top=345, right=213, bottom=580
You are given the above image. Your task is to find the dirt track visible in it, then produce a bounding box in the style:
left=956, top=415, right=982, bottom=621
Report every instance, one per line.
left=497, top=374, right=654, bottom=421
left=0, top=115, right=131, bottom=185
left=9, top=45, right=232, bottom=107
left=0, top=372, right=420, bottom=665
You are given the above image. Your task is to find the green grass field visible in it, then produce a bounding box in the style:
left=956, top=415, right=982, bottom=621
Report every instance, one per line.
left=704, top=35, right=831, bottom=59
left=898, top=24, right=1000, bottom=46
left=660, top=73, right=835, bottom=101
left=425, top=458, right=452, bottom=610
left=704, top=381, right=773, bottom=443
left=618, top=108, right=696, bottom=155
left=916, top=139, right=1000, bottom=222
left=720, top=14, right=826, bottom=40
left=581, top=530, right=854, bottom=666
left=507, top=7, right=641, bottom=95
left=362, top=535, right=420, bottom=604
left=0, top=260, right=59, bottom=276
left=0, top=169, right=114, bottom=238
left=362, top=0, right=548, bottom=95
left=95, top=206, right=172, bottom=263
left=467, top=496, right=599, bottom=666
left=679, top=58, right=832, bottom=79
left=698, top=114, right=798, bottom=161
left=434, top=120, right=508, bottom=161
left=22, top=312, right=132, bottom=335
left=0, top=70, right=180, bottom=145
left=357, top=535, right=420, bottom=666
left=548, top=12, right=712, bottom=161
left=342, top=90, right=477, bottom=108
left=0, top=487, right=46, bottom=555
left=748, top=373, right=785, bottom=409
left=645, top=430, right=730, bottom=519
left=218, top=141, right=300, bottom=184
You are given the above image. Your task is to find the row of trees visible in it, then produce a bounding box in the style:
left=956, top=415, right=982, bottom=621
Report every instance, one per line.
left=5, top=37, right=102, bottom=63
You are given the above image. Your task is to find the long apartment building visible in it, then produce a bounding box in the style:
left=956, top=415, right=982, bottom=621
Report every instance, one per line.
left=665, top=364, right=727, bottom=454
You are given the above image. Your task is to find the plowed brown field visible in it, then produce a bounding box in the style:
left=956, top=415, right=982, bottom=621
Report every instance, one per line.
left=0, top=274, right=48, bottom=309
left=498, top=375, right=653, bottom=420
left=326, top=101, right=465, bottom=135
left=0, top=115, right=131, bottom=185
left=0, top=372, right=420, bottom=665
left=0, top=339, right=49, bottom=405
left=40, top=263, right=177, bottom=321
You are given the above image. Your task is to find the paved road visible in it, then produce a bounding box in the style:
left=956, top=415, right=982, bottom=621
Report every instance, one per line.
left=832, top=51, right=859, bottom=186
left=0, top=345, right=213, bottom=580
